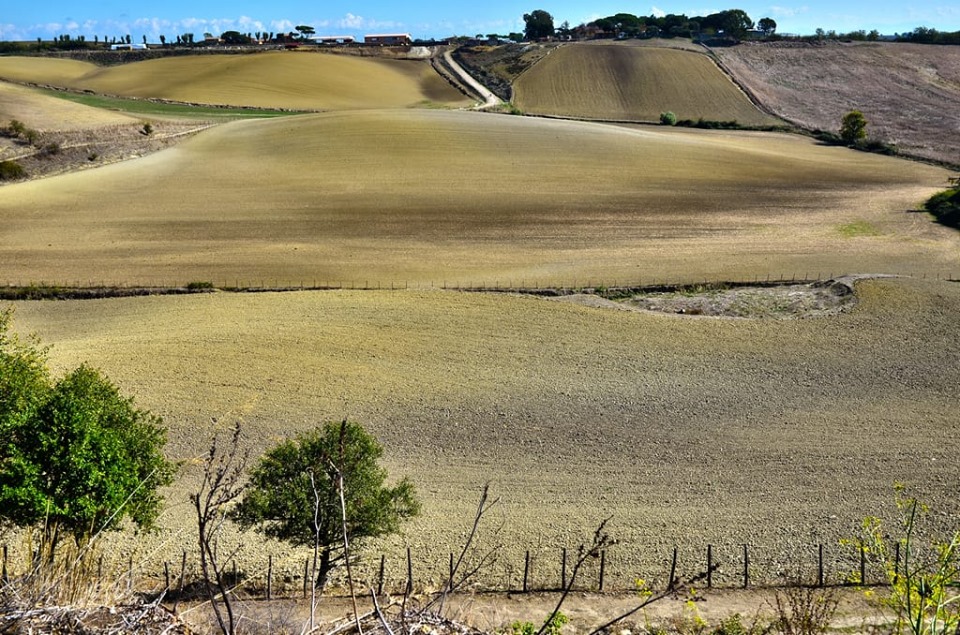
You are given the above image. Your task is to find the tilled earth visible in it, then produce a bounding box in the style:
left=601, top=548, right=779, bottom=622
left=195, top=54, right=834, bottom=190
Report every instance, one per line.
left=5, top=277, right=959, bottom=596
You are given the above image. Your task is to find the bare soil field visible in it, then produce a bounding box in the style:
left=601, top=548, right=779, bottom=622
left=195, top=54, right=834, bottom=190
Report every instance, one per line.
left=0, top=109, right=955, bottom=287
left=712, top=41, right=960, bottom=166
left=5, top=276, right=959, bottom=591
left=512, top=42, right=781, bottom=125
left=0, top=52, right=469, bottom=110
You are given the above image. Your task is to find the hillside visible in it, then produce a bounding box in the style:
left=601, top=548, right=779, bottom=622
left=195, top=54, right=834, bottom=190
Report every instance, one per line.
left=713, top=41, right=960, bottom=166
left=0, top=109, right=955, bottom=287
left=8, top=277, right=960, bottom=587
left=512, top=42, right=780, bottom=125
left=0, top=51, right=469, bottom=110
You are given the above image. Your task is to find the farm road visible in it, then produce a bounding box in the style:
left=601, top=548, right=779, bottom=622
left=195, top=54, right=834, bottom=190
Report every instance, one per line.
left=444, top=50, right=503, bottom=109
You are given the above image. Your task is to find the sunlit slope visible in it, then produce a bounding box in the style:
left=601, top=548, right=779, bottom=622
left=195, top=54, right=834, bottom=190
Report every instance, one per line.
left=0, top=81, right=139, bottom=131
left=0, top=52, right=468, bottom=109
left=514, top=43, right=779, bottom=125
left=9, top=279, right=960, bottom=585
left=0, top=109, right=954, bottom=285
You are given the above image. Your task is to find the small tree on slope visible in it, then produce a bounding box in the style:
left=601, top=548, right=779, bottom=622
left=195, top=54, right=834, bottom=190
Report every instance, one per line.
left=232, top=420, right=420, bottom=591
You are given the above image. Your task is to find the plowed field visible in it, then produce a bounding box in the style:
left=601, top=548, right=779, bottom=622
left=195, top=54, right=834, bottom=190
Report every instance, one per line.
left=513, top=42, right=780, bottom=125
left=7, top=277, right=959, bottom=589
left=713, top=41, right=960, bottom=166
left=1, top=109, right=955, bottom=287
left=0, top=52, right=469, bottom=110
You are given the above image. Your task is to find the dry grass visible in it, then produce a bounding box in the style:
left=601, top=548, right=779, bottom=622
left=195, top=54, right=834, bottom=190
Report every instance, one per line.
left=0, top=109, right=955, bottom=287
left=712, top=41, right=960, bottom=166
left=0, top=52, right=469, bottom=110
left=513, top=42, right=781, bottom=125
left=5, top=277, right=959, bottom=589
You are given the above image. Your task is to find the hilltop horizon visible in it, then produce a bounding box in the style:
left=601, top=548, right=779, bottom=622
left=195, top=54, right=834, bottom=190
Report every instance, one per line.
left=2, top=1, right=958, bottom=45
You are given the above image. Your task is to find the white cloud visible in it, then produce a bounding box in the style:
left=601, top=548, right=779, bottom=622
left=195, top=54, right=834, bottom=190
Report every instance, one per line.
left=271, top=19, right=295, bottom=33
left=768, top=5, right=809, bottom=18
left=650, top=6, right=667, bottom=18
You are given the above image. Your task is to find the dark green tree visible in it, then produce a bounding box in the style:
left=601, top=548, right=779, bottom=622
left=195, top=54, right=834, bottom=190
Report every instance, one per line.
left=0, top=311, right=176, bottom=561
left=233, top=420, right=420, bottom=591
left=840, top=110, right=868, bottom=144
left=758, top=17, right=777, bottom=35
left=295, top=25, right=316, bottom=39
left=523, top=9, right=555, bottom=40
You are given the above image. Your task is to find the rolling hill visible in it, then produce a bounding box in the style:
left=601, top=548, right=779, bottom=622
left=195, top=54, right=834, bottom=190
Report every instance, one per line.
left=713, top=41, right=960, bottom=166
left=0, top=51, right=469, bottom=110
left=0, top=109, right=954, bottom=287
left=512, top=42, right=780, bottom=125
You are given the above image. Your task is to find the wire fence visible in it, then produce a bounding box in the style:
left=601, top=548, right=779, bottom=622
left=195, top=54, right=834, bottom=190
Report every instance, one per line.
left=1, top=540, right=894, bottom=600
left=1, top=271, right=957, bottom=299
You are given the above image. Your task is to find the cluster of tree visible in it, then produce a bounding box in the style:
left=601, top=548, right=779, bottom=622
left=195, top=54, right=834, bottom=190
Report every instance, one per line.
left=523, top=7, right=772, bottom=41
left=0, top=310, right=420, bottom=594
left=897, top=26, right=960, bottom=45
left=811, top=27, right=882, bottom=41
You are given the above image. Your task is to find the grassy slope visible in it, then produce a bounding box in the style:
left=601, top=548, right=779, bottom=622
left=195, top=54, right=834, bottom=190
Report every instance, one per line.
left=513, top=42, right=780, bottom=125
left=0, top=52, right=469, bottom=109
left=8, top=277, right=960, bottom=587
left=0, top=81, right=140, bottom=131
left=0, top=109, right=955, bottom=286
left=713, top=41, right=960, bottom=166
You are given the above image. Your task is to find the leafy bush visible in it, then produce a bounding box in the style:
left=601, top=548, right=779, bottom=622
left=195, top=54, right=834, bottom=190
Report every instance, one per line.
left=858, top=487, right=960, bottom=635
left=660, top=111, right=677, bottom=125
left=141, top=121, right=153, bottom=135
left=0, top=160, right=26, bottom=180
left=924, top=182, right=960, bottom=229
left=840, top=110, right=867, bottom=145
left=186, top=280, right=215, bottom=290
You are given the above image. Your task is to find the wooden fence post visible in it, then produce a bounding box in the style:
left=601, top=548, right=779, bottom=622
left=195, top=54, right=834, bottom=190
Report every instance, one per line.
left=860, top=542, right=866, bottom=586
left=894, top=542, right=901, bottom=586
left=707, top=545, right=713, bottom=588
left=267, top=555, right=273, bottom=600
left=599, top=550, right=606, bottom=592
left=303, top=558, right=309, bottom=599
left=523, top=551, right=530, bottom=593
left=2, top=545, right=7, bottom=583
left=818, top=544, right=824, bottom=587
left=449, top=552, right=454, bottom=587
left=743, top=544, right=749, bottom=589
left=561, top=548, right=567, bottom=590
left=669, top=546, right=678, bottom=590
left=377, top=555, right=385, bottom=596
left=406, top=547, right=413, bottom=595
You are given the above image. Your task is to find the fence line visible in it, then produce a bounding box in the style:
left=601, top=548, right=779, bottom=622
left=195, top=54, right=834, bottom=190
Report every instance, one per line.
left=1, top=271, right=957, bottom=298
left=1, top=540, right=894, bottom=599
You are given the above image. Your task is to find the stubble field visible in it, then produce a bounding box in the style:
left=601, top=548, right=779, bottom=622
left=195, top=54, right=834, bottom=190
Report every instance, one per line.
left=0, top=52, right=469, bottom=110
left=7, top=277, right=960, bottom=590
left=713, top=41, right=960, bottom=166
left=0, top=108, right=955, bottom=287
left=1, top=45, right=959, bottom=608
left=513, top=42, right=781, bottom=125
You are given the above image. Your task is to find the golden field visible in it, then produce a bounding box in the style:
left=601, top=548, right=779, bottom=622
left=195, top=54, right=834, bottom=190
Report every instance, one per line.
left=0, top=109, right=956, bottom=287
left=1, top=43, right=959, bottom=600
left=6, top=277, right=960, bottom=589
left=513, top=42, right=781, bottom=125
left=0, top=52, right=469, bottom=110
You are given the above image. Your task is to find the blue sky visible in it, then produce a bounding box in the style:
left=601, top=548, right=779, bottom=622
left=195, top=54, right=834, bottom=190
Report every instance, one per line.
left=1, top=0, right=958, bottom=42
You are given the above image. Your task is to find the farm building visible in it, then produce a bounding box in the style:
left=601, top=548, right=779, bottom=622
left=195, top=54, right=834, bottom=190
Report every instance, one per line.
left=364, top=34, right=412, bottom=45
left=110, top=43, right=148, bottom=50
left=312, top=36, right=356, bottom=44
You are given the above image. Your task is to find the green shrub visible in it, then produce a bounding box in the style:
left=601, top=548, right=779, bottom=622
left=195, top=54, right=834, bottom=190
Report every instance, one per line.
left=924, top=183, right=960, bottom=229
left=140, top=122, right=153, bottom=135
left=840, top=110, right=867, bottom=144
left=0, top=160, right=26, bottom=180
left=660, top=111, right=677, bottom=125
left=185, top=280, right=215, bottom=290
